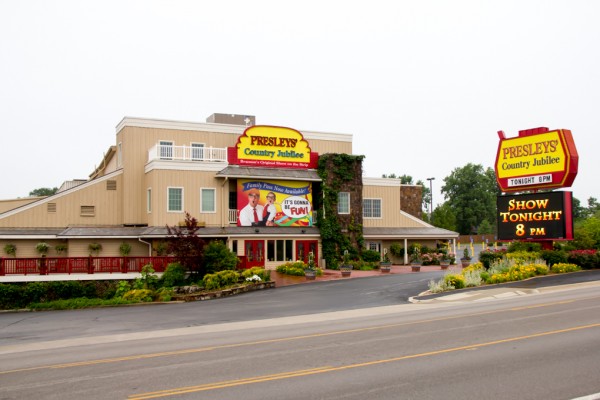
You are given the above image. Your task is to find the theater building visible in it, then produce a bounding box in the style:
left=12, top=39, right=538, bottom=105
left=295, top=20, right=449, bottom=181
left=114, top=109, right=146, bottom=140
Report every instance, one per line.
left=0, top=114, right=457, bottom=269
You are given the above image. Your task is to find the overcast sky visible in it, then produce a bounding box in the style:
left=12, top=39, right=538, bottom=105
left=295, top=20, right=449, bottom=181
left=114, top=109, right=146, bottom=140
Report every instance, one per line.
left=1, top=1, right=598, bottom=208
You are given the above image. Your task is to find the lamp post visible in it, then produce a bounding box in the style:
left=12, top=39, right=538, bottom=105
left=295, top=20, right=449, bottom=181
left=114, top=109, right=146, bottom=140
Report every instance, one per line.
left=426, top=177, right=435, bottom=215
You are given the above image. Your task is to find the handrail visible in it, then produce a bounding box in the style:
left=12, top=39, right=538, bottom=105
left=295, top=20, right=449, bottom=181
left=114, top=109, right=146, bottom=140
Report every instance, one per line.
left=148, top=144, right=228, bottom=163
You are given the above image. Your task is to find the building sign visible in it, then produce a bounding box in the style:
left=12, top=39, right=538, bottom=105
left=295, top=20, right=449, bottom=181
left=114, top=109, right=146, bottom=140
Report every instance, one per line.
left=229, top=125, right=317, bottom=169
left=495, top=127, right=578, bottom=192
left=497, top=191, right=573, bottom=241
left=237, top=179, right=313, bottom=227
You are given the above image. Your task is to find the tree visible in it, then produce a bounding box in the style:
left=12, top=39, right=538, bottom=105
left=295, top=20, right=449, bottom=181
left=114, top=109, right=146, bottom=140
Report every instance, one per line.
left=430, top=202, right=457, bottom=231
left=166, top=212, right=205, bottom=276
left=441, top=163, right=499, bottom=235
left=29, top=187, right=58, bottom=196
left=382, top=173, right=414, bottom=184
left=203, top=240, right=239, bottom=274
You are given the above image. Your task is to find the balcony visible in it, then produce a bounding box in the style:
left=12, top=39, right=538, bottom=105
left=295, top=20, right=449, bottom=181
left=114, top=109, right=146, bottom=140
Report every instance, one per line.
left=148, top=144, right=228, bottom=163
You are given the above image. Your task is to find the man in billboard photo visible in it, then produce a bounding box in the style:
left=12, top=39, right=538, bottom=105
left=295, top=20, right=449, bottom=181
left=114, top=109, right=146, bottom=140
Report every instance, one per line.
left=238, top=188, right=265, bottom=227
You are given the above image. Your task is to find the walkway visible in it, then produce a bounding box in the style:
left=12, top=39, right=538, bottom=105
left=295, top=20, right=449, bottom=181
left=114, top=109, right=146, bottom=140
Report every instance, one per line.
left=271, top=264, right=454, bottom=287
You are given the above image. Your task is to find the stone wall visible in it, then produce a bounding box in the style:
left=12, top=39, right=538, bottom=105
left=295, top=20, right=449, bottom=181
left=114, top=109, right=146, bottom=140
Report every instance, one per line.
left=400, top=186, right=423, bottom=219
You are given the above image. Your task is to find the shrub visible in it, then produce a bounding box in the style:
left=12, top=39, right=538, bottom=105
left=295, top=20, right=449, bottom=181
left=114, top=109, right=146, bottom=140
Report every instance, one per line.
left=361, top=249, right=381, bottom=262
left=121, top=289, right=154, bottom=302
left=507, top=241, right=542, bottom=252
left=202, top=270, right=240, bottom=290
left=135, top=264, right=158, bottom=289
left=28, top=297, right=136, bottom=310
left=155, top=287, right=174, bottom=302
left=23, top=282, right=48, bottom=304
left=551, top=263, right=581, bottom=274
left=276, top=262, right=323, bottom=276
left=242, top=267, right=271, bottom=282
left=114, top=281, right=132, bottom=298
left=540, top=249, right=569, bottom=266
left=160, top=262, right=187, bottom=287
left=203, top=240, right=239, bottom=274
left=443, top=274, right=465, bottom=289
left=462, top=270, right=483, bottom=287
left=428, top=279, right=454, bottom=293
left=0, top=284, right=25, bottom=309
left=389, top=243, right=404, bottom=257
left=506, top=251, right=541, bottom=263
left=567, top=250, right=598, bottom=270
left=478, top=249, right=506, bottom=269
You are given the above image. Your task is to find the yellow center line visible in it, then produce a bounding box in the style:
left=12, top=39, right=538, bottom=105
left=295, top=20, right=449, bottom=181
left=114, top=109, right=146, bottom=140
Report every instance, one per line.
left=1, top=296, right=598, bottom=376
left=128, top=322, right=600, bottom=399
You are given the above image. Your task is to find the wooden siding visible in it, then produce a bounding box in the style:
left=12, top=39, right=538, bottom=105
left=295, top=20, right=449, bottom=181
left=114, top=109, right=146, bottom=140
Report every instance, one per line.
left=0, top=197, right=43, bottom=214
left=0, top=175, right=123, bottom=228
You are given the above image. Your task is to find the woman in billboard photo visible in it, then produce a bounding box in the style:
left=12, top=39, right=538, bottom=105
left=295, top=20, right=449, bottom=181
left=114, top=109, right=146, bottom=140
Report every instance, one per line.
left=263, top=192, right=277, bottom=226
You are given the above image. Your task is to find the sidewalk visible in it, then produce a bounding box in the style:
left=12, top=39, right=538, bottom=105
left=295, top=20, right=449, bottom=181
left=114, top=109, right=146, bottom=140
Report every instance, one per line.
left=271, top=264, right=450, bottom=287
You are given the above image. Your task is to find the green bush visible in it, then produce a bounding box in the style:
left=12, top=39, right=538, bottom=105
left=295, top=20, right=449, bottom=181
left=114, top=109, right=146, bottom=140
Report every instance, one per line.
left=122, top=289, right=154, bottom=302
left=23, top=282, right=48, bottom=304
left=478, top=250, right=506, bottom=269
left=551, top=263, right=581, bottom=274
left=203, top=270, right=240, bottom=290
left=389, top=243, right=404, bottom=257
left=155, top=287, right=174, bottom=302
left=242, top=267, right=271, bottom=282
left=443, top=274, right=465, bottom=289
left=361, top=249, right=381, bottom=262
left=0, top=284, right=25, bottom=309
left=28, top=297, right=136, bottom=311
left=567, top=250, right=598, bottom=269
left=507, top=241, right=542, bottom=252
left=203, top=240, right=239, bottom=274
left=160, top=262, right=187, bottom=287
left=540, top=249, right=569, bottom=266
left=506, top=251, right=541, bottom=263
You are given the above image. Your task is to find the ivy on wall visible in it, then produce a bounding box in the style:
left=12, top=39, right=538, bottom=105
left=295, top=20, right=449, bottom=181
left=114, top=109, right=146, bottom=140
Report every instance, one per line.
left=317, top=153, right=365, bottom=268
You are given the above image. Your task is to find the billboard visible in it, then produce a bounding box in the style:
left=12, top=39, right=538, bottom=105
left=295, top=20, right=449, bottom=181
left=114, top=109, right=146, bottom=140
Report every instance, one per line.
left=497, top=191, right=573, bottom=241
left=495, top=128, right=578, bottom=192
left=237, top=179, right=313, bottom=227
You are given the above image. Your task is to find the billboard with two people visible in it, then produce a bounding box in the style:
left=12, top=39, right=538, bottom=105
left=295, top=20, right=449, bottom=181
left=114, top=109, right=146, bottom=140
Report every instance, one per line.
left=237, top=179, right=313, bottom=227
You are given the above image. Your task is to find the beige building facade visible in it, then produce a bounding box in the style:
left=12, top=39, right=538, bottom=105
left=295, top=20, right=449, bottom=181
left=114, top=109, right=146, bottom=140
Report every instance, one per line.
left=0, top=114, right=457, bottom=268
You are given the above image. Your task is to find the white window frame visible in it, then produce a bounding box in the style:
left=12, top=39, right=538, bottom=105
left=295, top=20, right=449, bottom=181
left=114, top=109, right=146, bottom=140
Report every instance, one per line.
left=363, top=198, right=382, bottom=219
left=338, top=192, right=350, bottom=214
left=147, top=188, right=152, bottom=213
left=167, top=187, right=184, bottom=213
left=159, top=140, right=174, bottom=160
left=200, top=187, right=216, bottom=213
left=191, top=142, right=205, bottom=161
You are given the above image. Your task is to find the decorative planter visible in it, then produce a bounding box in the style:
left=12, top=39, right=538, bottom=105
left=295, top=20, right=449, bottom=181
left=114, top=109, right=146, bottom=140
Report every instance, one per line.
left=380, top=262, right=392, bottom=273
left=304, top=269, right=316, bottom=280
left=411, top=263, right=422, bottom=272
left=340, top=264, right=353, bottom=277
left=460, top=258, right=471, bottom=268
left=440, top=262, right=450, bottom=270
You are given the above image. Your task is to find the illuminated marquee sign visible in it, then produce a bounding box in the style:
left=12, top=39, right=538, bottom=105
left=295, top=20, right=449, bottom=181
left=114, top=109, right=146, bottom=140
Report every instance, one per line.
left=497, top=191, right=573, bottom=241
left=495, top=127, right=578, bottom=192
left=229, top=125, right=317, bottom=169
left=237, top=179, right=313, bottom=227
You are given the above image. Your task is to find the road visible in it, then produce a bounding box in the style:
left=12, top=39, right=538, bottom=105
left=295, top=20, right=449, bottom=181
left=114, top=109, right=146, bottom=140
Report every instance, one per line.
left=1, top=272, right=600, bottom=399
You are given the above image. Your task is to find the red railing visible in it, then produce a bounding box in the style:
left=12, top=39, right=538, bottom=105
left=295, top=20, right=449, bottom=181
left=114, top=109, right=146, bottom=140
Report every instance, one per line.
left=0, top=256, right=176, bottom=276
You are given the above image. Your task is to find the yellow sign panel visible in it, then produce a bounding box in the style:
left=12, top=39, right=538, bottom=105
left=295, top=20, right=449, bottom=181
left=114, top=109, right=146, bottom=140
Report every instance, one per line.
left=496, top=131, right=566, bottom=179
left=236, top=126, right=311, bottom=167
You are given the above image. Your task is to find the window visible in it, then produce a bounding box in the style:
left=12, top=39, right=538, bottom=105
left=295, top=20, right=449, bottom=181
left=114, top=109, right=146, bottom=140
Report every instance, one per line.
left=167, top=187, right=183, bottom=212
left=267, top=240, right=293, bottom=262
left=338, top=192, right=350, bottom=214
left=200, top=188, right=216, bottom=213
left=363, top=198, right=381, bottom=218
left=160, top=141, right=173, bottom=160
left=81, top=205, right=95, bottom=217
left=191, top=143, right=204, bottom=160
left=147, top=188, right=152, bottom=213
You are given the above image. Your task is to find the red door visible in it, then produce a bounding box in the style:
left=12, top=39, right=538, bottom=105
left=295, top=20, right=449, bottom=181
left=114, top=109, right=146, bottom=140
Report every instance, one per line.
left=296, top=240, right=318, bottom=266
left=244, top=240, right=265, bottom=269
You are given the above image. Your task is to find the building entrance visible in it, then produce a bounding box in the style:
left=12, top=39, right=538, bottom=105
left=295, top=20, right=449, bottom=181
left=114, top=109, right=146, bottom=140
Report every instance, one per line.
left=295, top=240, right=318, bottom=266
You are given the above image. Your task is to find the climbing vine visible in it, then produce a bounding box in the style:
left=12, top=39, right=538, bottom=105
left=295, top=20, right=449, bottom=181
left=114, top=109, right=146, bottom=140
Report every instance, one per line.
left=317, top=154, right=365, bottom=268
